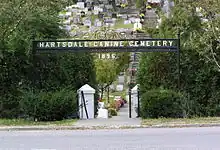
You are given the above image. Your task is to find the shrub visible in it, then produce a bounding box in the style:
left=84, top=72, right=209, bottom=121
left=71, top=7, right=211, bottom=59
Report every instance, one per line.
left=108, top=108, right=118, bottom=116
left=20, top=89, right=78, bottom=121
left=141, top=89, right=184, bottom=118
left=109, top=101, right=121, bottom=111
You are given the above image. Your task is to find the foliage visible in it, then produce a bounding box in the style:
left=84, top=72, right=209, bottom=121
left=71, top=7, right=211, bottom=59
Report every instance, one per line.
left=0, top=0, right=97, bottom=119
left=136, top=0, right=144, bottom=8
left=138, top=1, right=220, bottom=117
left=108, top=108, right=118, bottom=116
left=79, top=28, right=130, bottom=99
left=141, top=89, right=184, bottom=118
left=0, top=0, right=71, bottom=54
left=20, top=89, right=77, bottom=121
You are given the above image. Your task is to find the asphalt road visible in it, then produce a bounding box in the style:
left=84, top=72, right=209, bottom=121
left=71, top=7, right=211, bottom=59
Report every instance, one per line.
left=0, top=127, right=220, bottom=150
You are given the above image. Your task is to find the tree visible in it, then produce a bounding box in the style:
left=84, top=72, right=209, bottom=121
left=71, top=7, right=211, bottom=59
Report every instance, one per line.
left=0, top=0, right=97, bottom=119
left=79, top=28, right=130, bottom=101
left=189, top=0, right=220, bottom=71
left=138, top=1, right=220, bottom=117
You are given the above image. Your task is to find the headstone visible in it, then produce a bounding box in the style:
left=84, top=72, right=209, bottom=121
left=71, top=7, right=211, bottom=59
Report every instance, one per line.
left=63, top=19, right=71, bottom=25
left=93, top=6, right=100, bottom=15
left=84, top=19, right=92, bottom=27
left=97, top=108, right=108, bottom=119
left=78, top=84, right=95, bottom=119
left=129, top=17, right=137, bottom=23
left=105, top=4, right=113, bottom=9
left=121, top=14, right=128, bottom=19
left=99, top=4, right=105, bottom=8
left=118, top=76, right=125, bottom=84
left=103, top=7, right=107, bottom=12
left=116, top=84, right=124, bottom=91
left=71, top=8, right=78, bottom=13
left=102, top=0, right=108, bottom=4
left=65, top=25, right=72, bottom=31
left=124, top=20, right=131, bottom=24
left=95, top=20, right=102, bottom=27
left=104, top=18, right=113, bottom=24
left=107, top=12, right=112, bottom=17
left=77, top=2, right=85, bottom=9
left=65, top=12, right=72, bottom=17
left=73, top=16, right=80, bottom=24
left=86, top=2, right=92, bottom=8
left=133, top=19, right=142, bottom=31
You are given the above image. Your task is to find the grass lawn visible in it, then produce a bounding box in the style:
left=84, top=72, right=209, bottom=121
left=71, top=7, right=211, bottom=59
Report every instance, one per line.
left=113, top=19, right=133, bottom=29
left=0, top=119, right=77, bottom=126
left=142, top=117, right=220, bottom=126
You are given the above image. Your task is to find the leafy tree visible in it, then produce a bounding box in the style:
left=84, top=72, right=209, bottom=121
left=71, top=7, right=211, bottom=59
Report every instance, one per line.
left=78, top=28, right=130, bottom=100
left=0, top=0, right=96, bottom=119
left=138, top=1, right=220, bottom=117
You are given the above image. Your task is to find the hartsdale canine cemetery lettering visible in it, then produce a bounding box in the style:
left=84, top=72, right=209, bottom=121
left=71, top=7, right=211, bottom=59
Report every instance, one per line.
left=37, top=40, right=175, bottom=48
left=33, top=39, right=178, bottom=52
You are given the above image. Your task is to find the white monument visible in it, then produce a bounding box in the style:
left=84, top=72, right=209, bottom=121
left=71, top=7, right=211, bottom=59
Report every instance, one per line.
left=78, top=84, right=95, bottom=119
left=97, top=102, right=108, bottom=119
left=131, top=84, right=139, bottom=115
left=133, top=19, right=142, bottom=31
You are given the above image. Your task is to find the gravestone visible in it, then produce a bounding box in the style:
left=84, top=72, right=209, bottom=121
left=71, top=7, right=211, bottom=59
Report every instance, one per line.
left=103, top=7, right=107, bottom=12
left=78, top=84, right=95, bottom=119
left=124, top=20, right=131, bottom=24
left=84, top=19, right=92, bottom=27
left=121, top=14, right=128, bottom=19
left=77, top=2, right=85, bottom=9
left=73, top=16, right=81, bottom=24
left=133, top=19, right=142, bottom=31
left=131, top=84, right=139, bottom=115
left=65, top=12, right=72, bottom=17
left=129, top=17, right=137, bottom=23
left=97, top=102, right=108, bottom=119
left=116, top=84, right=124, bottom=91
left=71, top=8, right=78, bottom=13
left=107, top=12, right=112, bottom=17
left=93, top=6, right=100, bottom=14
left=95, top=20, right=102, bottom=27
left=64, top=19, right=71, bottom=25
left=105, top=4, right=113, bottom=9
left=65, top=25, right=72, bottom=31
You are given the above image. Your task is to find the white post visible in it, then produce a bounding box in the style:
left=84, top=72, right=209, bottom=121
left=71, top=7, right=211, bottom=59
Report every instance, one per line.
left=131, top=84, right=139, bottom=115
left=78, top=84, right=95, bottom=119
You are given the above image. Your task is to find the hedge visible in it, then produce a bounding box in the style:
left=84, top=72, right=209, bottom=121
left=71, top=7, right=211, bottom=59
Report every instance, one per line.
left=141, top=89, right=184, bottom=118
left=20, top=89, right=78, bottom=121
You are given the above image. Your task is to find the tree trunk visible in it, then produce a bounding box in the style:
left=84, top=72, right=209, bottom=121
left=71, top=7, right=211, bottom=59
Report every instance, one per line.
left=100, top=87, right=104, bottom=100
left=107, top=86, right=110, bottom=103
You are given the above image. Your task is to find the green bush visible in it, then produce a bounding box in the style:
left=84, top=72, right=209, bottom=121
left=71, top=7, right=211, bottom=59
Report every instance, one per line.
left=141, top=89, right=184, bottom=118
left=108, top=108, right=118, bottom=116
left=20, top=89, right=78, bottom=121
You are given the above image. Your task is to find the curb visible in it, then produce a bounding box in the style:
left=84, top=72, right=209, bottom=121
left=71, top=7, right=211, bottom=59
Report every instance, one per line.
left=1, top=123, right=220, bottom=131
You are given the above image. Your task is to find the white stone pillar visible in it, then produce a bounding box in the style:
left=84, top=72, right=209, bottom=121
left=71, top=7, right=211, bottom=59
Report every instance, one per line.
left=131, top=84, right=139, bottom=114
left=78, top=84, right=95, bottom=119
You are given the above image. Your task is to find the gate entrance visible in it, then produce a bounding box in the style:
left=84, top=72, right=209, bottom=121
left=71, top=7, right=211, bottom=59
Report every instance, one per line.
left=33, top=37, right=180, bottom=118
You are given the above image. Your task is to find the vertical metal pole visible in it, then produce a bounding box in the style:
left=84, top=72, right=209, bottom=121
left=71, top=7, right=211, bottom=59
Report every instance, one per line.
left=137, top=87, right=140, bottom=117
left=76, top=93, right=79, bottom=119
left=177, top=31, right=181, bottom=91
left=129, top=87, right=132, bottom=118
left=81, top=91, right=89, bottom=119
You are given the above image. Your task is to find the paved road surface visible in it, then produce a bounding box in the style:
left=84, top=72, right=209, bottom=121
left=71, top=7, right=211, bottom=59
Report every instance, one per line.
left=0, top=127, right=220, bottom=150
